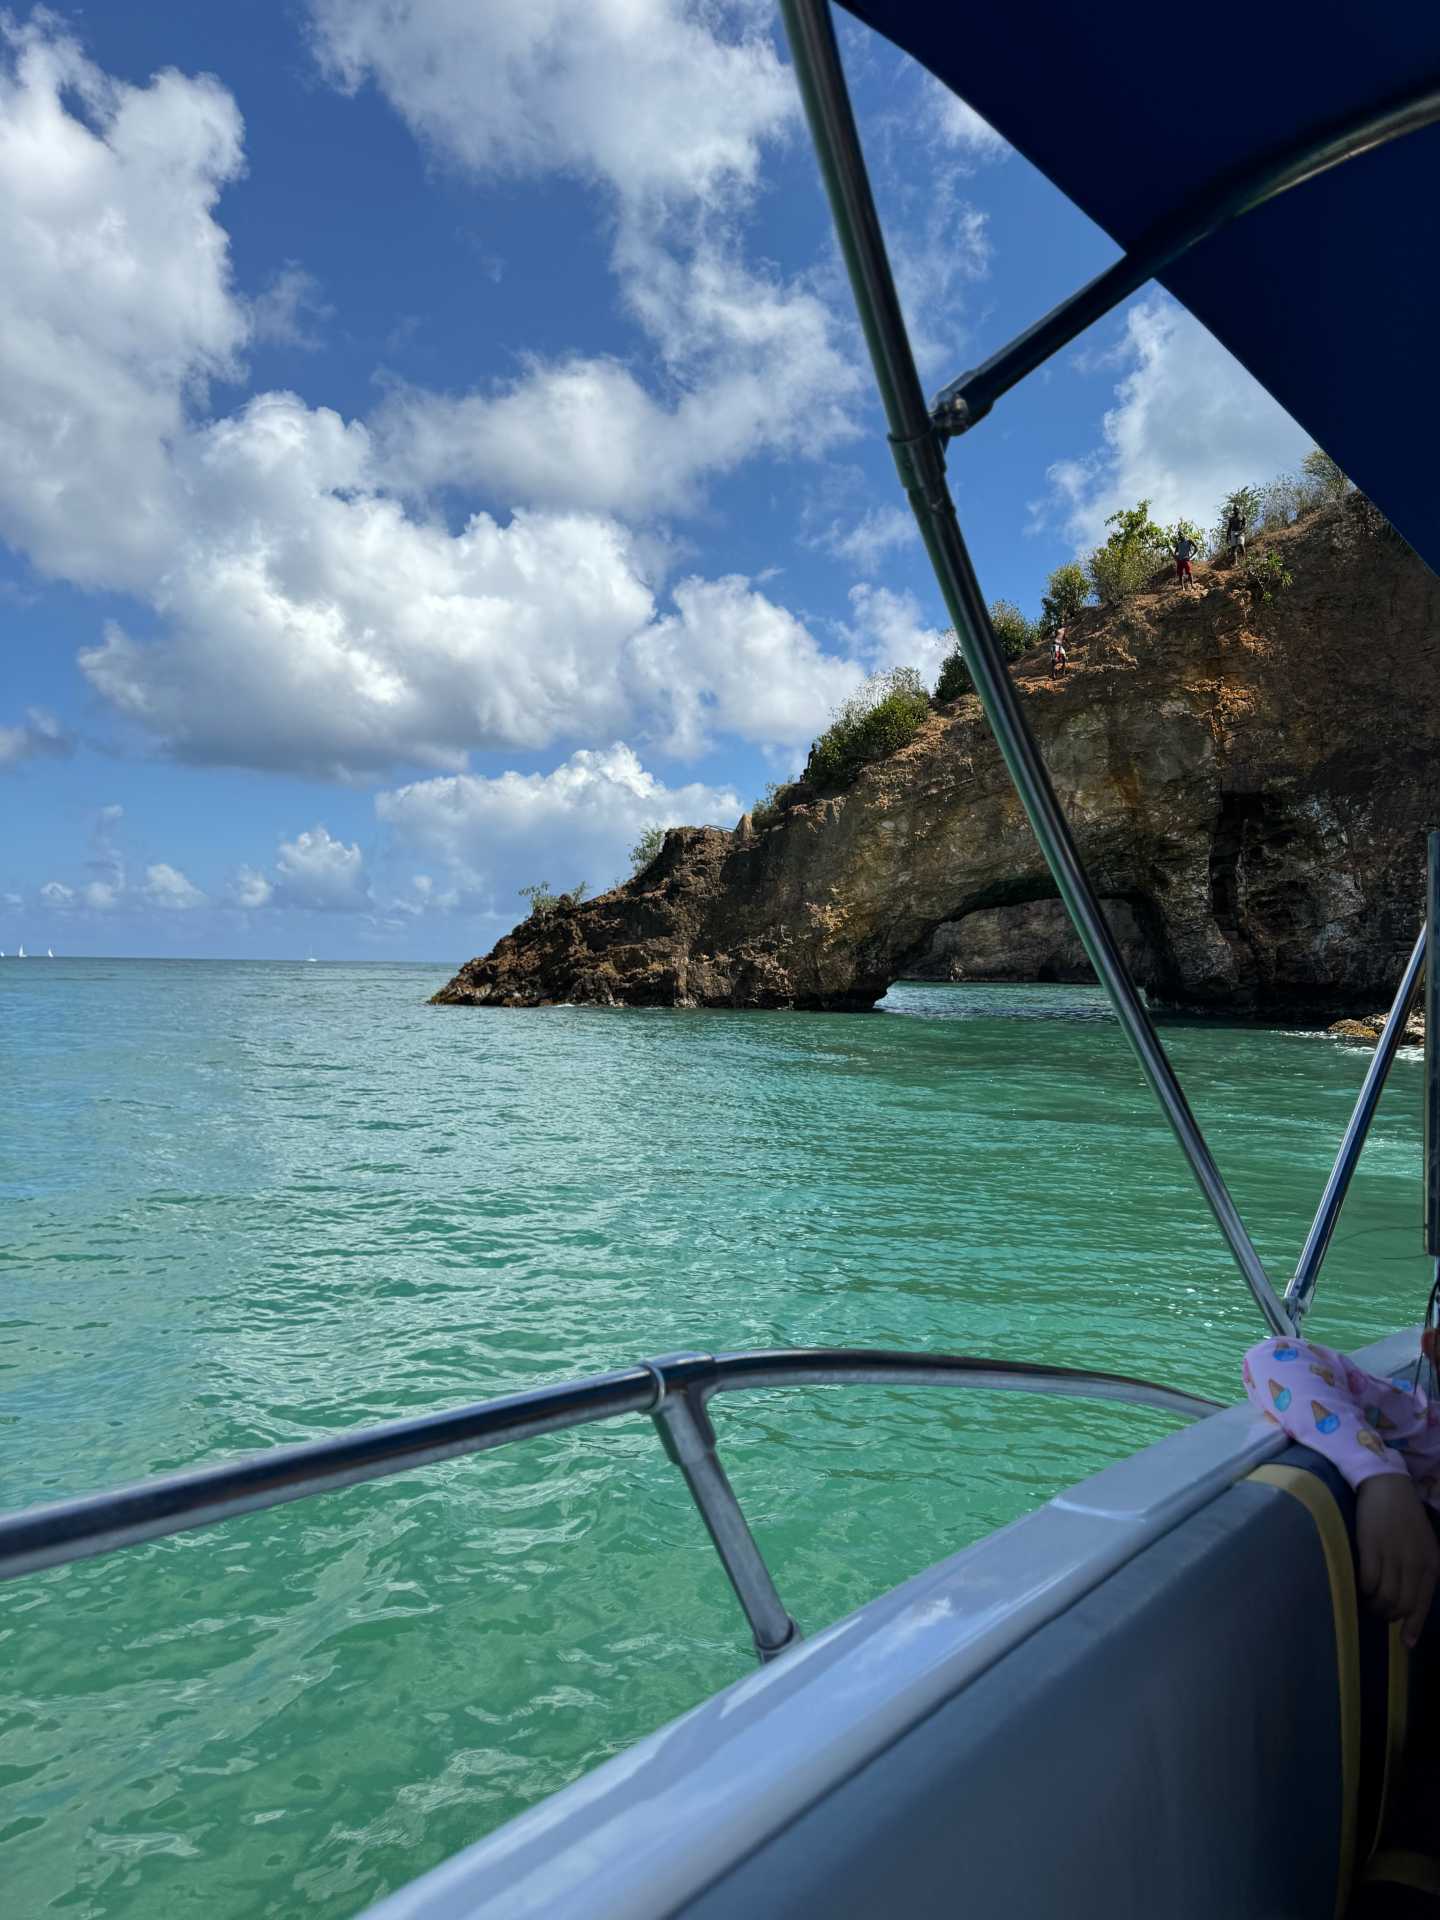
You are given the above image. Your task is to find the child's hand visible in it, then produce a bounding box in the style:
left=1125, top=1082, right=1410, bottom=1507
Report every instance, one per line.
left=1357, top=1474, right=1440, bottom=1647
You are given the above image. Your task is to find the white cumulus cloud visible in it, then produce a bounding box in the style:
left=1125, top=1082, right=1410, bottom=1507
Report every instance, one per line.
left=844, top=583, right=953, bottom=689
left=273, top=825, right=368, bottom=911
left=1043, top=296, right=1313, bottom=550
left=816, top=505, right=917, bottom=574
left=0, top=15, right=246, bottom=592
left=307, top=0, right=795, bottom=208
left=143, top=863, right=206, bottom=910
left=378, top=742, right=739, bottom=911
left=231, top=865, right=274, bottom=910
left=0, top=22, right=864, bottom=780
left=315, top=0, right=862, bottom=521
left=77, top=393, right=654, bottom=774
left=628, top=576, right=864, bottom=758
left=374, top=244, right=861, bottom=518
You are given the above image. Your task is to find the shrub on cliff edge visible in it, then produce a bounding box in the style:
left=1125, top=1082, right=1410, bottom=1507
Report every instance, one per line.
left=934, top=640, right=971, bottom=702
left=628, top=825, right=665, bottom=875
left=989, top=599, right=1038, bottom=656
left=1040, top=562, right=1088, bottom=634
left=519, top=881, right=589, bottom=920
left=1301, top=447, right=1350, bottom=508
left=1086, top=500, right=1169, bottom=602
left=1240, top=548, right=1294, bottom=604
left=750, top=780, right=793, bottom=828
left=804, top=666, right=930, bottom=790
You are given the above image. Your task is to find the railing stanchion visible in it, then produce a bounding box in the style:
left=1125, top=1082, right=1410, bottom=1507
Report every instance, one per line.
left=1286, top=924, right=1426, bottom=1326
left=1426, top=834, right=1440, bottom=1263
left=649, top=1356, right=800, bottom=1664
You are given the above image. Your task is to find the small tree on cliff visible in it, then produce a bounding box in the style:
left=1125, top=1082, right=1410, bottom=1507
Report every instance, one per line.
left=751, top=780, right=793, bottom=827
left=1208, top=485, right=1260, bottom=557
left=988, top=599, right=1038, bottom=656
left=1086, top=500, right=1170, bottom=602
left=932, top=602, right=1035, bottom=701
left=629, top=824, right=665, bottom=876
left=1300, top=447, right=1350, bottom=509
left=805, top=666, right=931, bottom=790
left=1040, top=562, right=1088, bottom=635
left=934, top=632, right=970, bottom=702
left=519, top=881, right=589, bottom=919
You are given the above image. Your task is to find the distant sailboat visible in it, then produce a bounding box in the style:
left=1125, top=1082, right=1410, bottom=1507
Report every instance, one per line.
left=17, top=944, right=25, bottom=958
left=306, top=955, right=318, bottom=963
left=47, top=948, right=54, bottom=958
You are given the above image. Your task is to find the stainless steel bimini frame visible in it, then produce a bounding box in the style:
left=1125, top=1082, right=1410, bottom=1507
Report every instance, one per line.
left=0, top=1347, right=1217, bottom=1662
left=779, top=0, right=1440, bottom=1338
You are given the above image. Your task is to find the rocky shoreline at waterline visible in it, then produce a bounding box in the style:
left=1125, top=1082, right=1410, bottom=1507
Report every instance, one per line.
left=1327, top=1008, right=1425, bottom=1048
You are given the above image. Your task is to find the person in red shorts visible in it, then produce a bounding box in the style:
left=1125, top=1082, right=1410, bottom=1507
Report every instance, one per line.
left=1173, top=530, right=1197, bottom=589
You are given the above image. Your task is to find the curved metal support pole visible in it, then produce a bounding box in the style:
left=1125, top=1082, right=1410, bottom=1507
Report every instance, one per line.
left=1286, top=925, right=1426, bottom=1327
left=931, top=82, right=1440, bottom=436
left=651, top=1354, right=800, bottom=1662
left=778, top=0, right=1292, bottom=1337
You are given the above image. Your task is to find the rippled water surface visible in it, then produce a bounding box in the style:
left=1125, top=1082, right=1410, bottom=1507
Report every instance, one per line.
left=0, top=960, right=1430, bottom=1916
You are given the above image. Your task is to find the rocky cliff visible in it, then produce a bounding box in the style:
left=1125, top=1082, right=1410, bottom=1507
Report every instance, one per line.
left=434, top=507, right=1440, bottom=1020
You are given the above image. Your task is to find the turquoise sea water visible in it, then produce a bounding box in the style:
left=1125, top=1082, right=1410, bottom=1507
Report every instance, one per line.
left=0, top=958, right=1431, bottom=1917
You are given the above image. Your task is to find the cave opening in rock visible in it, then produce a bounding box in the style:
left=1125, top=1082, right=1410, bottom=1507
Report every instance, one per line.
left=900, top=892, right=1169, bottom=993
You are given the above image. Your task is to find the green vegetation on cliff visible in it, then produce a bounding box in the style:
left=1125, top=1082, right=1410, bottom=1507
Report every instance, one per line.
left=789, top=449, right=1387, bottom=802
left=519, top=881, right=589, bottom=919
left=804, top=666, right=931, bottom=791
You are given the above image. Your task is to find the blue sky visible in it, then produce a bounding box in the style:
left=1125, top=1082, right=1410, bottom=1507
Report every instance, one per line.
left=0, top=2, right=1312, bottom=959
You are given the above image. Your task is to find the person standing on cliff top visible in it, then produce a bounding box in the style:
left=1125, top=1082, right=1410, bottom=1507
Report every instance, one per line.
left=1051, top=625, right=1068, bottom=678
left=1226, top=507, right=1247, bottom=566
left=1173, top=530, right=1197, bottom=590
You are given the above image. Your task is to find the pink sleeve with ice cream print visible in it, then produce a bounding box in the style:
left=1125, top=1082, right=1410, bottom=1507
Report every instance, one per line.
left=1242, top=1335, right=1440, bottom=1509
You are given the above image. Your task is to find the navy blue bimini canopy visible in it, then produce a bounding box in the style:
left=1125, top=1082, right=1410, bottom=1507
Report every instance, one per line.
left=838, top=1, right=1440, bottom=576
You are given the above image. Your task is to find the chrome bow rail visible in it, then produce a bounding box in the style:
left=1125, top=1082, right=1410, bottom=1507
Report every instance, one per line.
left=0, top=1347, right=1218, bottom=1662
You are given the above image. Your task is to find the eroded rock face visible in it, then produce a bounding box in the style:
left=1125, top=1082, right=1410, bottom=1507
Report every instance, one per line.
left=434, top=508, right=1440, bottom=1020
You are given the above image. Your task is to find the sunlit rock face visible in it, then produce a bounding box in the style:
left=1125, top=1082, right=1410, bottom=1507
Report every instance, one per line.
left=435, top=508, right=1440, bottom=1022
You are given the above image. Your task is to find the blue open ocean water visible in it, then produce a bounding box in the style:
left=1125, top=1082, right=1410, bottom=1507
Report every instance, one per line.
left=0, top=959, right=1429, bottom=1915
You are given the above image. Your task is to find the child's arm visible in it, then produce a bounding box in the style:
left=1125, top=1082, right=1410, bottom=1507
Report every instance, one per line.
left=1243, top=1336, right=1411, bottom=1488
left=1244, top=1335, right=1439, bottom=1644
left=1356, top=1475, right=1439, bottom=1647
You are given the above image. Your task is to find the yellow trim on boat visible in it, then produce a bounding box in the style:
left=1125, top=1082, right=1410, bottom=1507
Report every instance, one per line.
left=1363, top=1849, right=1440, bottom=1897
left=1371, top=1621, right=1410, bottom=1860
left=1248, top=1465, right=1360, bottom=1917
